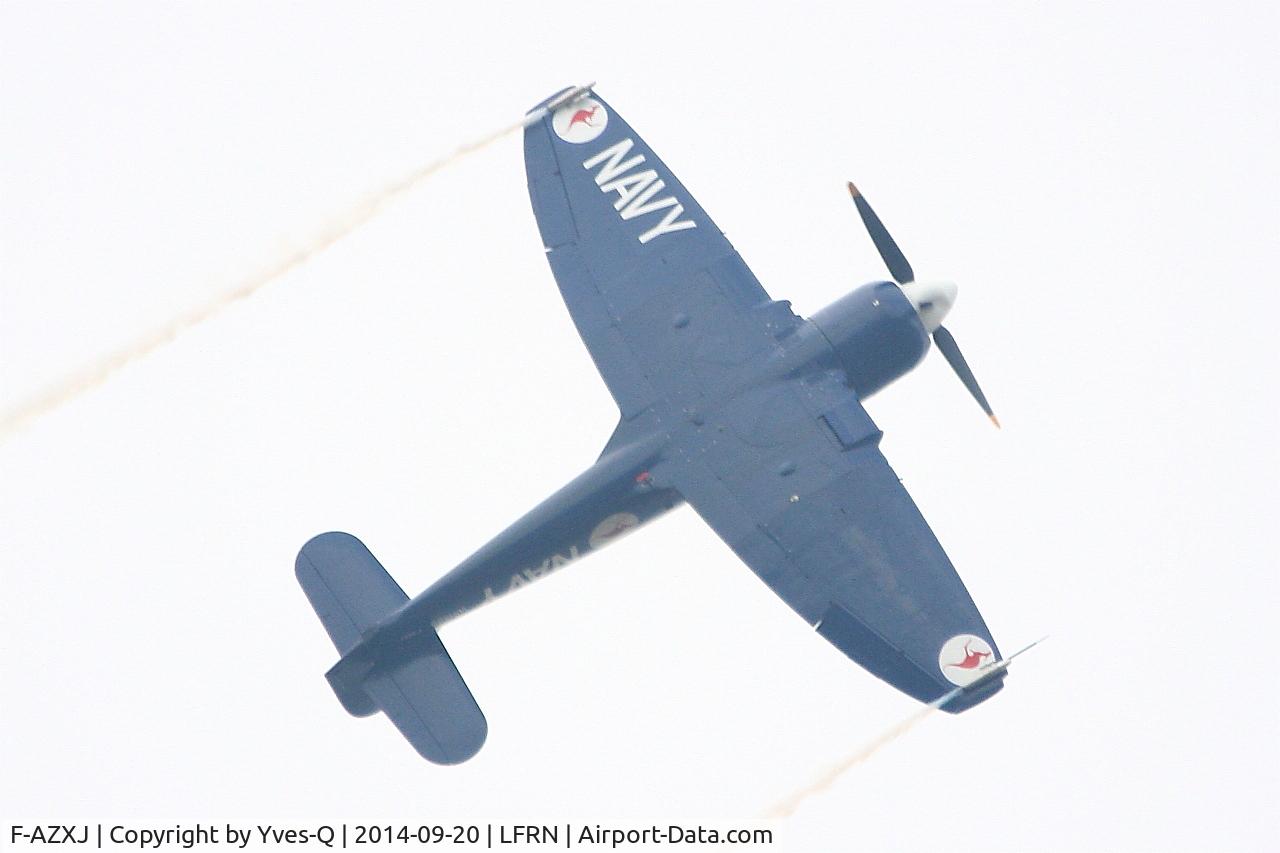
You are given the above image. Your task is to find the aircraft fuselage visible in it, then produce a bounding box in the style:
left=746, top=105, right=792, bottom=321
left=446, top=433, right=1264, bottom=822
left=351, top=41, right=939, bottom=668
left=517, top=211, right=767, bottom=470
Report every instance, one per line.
left=382, top=278, right=930, bottom=640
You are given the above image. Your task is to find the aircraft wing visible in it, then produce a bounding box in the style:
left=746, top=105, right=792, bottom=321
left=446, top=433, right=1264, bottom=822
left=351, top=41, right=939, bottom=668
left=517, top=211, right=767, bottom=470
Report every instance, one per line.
left=662, top=370, right=1004, bottom=710
left=524, top=88, right=801, bottom=419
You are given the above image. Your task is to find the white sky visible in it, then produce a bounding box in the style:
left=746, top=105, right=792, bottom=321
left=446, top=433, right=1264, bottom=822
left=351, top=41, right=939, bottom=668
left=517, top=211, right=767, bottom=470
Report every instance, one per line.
left=2, top=2, right=1277, bottom=850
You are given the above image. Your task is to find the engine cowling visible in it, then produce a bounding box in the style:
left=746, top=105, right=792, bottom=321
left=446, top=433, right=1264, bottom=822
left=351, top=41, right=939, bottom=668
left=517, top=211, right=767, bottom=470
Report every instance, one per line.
left=810, top=281, right=931, bottom=399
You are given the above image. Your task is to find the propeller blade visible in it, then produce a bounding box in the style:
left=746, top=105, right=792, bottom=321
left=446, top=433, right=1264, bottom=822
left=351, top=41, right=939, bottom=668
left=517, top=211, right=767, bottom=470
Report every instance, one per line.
left=932, top=325, right=1000, bottom=428
left=847, top=181, right=915, bottom=284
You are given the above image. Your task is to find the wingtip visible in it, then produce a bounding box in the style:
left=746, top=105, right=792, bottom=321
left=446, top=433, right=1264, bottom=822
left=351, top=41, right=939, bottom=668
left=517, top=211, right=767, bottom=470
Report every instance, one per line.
left=846, top=181, right=861, bottom=198
left=989, top=413, right=1001, bottom=429
left=542, top=82, right=596, bottom=113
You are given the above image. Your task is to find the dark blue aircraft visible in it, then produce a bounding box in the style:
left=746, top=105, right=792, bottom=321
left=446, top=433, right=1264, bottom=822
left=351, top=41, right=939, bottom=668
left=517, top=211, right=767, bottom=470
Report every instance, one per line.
left=296, top=86, right=1007, bottom=764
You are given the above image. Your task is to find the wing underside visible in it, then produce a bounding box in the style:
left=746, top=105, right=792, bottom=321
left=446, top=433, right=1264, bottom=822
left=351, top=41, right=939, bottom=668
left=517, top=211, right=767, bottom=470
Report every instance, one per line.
left=524, top=88, right=799, bottom=418
left=662, top=375, right=1004, bottom=710
left=524, top=88, right=1001, bottom=710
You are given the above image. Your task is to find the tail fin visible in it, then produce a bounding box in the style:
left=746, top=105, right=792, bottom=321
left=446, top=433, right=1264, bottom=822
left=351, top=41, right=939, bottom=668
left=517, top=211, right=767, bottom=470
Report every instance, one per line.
left=295, top=532, right=488, bottom=765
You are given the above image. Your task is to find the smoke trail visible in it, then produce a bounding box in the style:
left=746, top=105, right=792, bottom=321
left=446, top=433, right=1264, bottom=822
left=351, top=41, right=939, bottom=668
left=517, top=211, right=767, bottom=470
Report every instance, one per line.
left=766, top=639, right=1045, bottom=818
left=765, top=701, right=944, bottom=819
left=0, top=102, right=557, bottom=440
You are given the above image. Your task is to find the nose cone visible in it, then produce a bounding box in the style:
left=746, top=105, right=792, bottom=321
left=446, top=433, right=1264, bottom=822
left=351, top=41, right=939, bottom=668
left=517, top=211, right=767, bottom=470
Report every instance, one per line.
left=899, top=280, right=957, bottom=332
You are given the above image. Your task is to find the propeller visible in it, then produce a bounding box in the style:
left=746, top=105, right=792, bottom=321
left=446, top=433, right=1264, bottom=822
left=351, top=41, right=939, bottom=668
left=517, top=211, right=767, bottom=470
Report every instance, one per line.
left=932, top=326, right=999, bottom=427
left=847, top=181, right=999, bottom=428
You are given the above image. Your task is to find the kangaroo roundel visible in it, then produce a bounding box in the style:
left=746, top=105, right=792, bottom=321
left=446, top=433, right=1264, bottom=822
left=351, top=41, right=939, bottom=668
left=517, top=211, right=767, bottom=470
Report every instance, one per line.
left=553, top=97, right=608, bottom=143
left=589, top=512, right=641, bottom=549
left=938, top=634, right=996, bottom=686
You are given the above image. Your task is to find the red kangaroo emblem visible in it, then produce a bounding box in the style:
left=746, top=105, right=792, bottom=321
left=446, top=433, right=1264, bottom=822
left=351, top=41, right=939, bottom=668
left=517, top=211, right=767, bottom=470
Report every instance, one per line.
left=947, top=640, right=992, bottom=671
left=567, top=106, right=598, bottom=129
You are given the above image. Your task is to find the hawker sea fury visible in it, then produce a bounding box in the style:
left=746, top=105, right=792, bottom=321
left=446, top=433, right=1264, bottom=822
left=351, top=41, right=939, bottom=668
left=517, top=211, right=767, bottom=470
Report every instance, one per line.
left=296, top=85, right=1015, bottom=764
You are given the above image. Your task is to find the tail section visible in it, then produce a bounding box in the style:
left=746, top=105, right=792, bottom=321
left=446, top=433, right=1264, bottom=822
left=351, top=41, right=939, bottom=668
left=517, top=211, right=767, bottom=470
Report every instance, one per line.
left=295, top=532, right=487, bottom=765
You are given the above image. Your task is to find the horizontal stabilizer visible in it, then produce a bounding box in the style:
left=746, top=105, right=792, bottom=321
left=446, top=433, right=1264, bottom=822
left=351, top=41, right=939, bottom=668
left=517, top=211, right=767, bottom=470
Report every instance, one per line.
left=296, top=532, right=487, bottom=764
left=364, top=634, right=488, bottom=765
left=296, top=531, right=408, bottom=654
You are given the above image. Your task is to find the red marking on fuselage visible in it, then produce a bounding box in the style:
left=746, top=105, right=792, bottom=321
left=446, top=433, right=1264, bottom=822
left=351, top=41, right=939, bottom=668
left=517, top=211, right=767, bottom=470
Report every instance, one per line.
left=947, top=640, right=992, bottom=670
left=567, top=106, right=598, bottom=129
